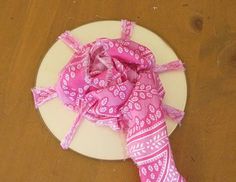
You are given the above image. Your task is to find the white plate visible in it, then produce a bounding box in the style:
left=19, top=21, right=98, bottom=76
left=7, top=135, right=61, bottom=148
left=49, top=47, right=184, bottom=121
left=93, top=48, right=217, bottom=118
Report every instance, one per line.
left=35, top=20, right=187, bottom=160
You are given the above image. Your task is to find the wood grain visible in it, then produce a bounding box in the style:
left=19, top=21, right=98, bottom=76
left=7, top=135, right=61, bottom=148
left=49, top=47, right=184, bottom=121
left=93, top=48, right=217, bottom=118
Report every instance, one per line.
left=0, top=0, right=236, bottom=181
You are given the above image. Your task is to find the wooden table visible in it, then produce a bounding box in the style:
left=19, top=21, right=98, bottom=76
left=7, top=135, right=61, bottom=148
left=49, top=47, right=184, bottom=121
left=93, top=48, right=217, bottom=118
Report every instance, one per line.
left=1, top=0, right=236, bottom=181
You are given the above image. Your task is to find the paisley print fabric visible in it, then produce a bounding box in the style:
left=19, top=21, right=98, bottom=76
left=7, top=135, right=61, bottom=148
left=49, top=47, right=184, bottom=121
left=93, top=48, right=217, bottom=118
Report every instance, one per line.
left=32, top=20, right=186, bottom=182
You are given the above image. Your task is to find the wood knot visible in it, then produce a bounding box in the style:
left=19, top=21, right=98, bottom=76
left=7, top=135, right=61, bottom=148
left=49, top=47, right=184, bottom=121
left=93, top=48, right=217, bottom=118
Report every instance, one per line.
left=190, top=16, right=203, bottom=32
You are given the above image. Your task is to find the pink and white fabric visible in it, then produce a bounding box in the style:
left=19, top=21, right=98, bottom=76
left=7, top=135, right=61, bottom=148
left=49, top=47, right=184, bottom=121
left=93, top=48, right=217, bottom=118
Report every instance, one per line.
left=32, top=19, right=186, bottom=182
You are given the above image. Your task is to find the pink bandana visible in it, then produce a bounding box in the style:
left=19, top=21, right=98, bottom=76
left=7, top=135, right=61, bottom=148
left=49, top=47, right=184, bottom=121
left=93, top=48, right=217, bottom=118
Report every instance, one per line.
left=32, top=20, right=186, bottom=182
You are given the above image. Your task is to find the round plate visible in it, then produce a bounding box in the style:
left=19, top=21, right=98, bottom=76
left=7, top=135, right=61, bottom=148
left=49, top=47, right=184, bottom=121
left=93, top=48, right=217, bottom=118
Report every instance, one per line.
left=36, top=20, right=187, bottom=160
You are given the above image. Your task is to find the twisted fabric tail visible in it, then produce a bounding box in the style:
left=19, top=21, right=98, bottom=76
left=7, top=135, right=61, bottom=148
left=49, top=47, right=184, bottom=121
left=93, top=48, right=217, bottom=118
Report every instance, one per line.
left=60, top=103, right=90, bottom=149
left=161, top=104, right=185, bottom=124
left=58, top=31, right=82, bottom=53
left=121, top=19, right=135, bottom=40
left=154, top=60, right=185, bottom=73
left=31, top=87, right=58, bottom=108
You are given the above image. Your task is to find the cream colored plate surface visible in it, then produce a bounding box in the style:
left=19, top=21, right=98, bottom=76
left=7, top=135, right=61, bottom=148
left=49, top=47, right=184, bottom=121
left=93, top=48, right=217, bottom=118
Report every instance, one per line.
left=36, top=20, right=187, bottom=160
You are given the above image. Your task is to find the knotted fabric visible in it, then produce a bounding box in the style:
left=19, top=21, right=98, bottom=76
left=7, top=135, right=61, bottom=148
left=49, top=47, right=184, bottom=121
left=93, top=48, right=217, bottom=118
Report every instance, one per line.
left=32, top=20, right=186, bottom=182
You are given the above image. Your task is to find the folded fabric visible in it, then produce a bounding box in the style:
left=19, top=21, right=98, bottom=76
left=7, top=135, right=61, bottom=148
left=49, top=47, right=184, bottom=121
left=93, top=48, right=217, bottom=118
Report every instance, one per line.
left=32, top=20, right=186, bottom=182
